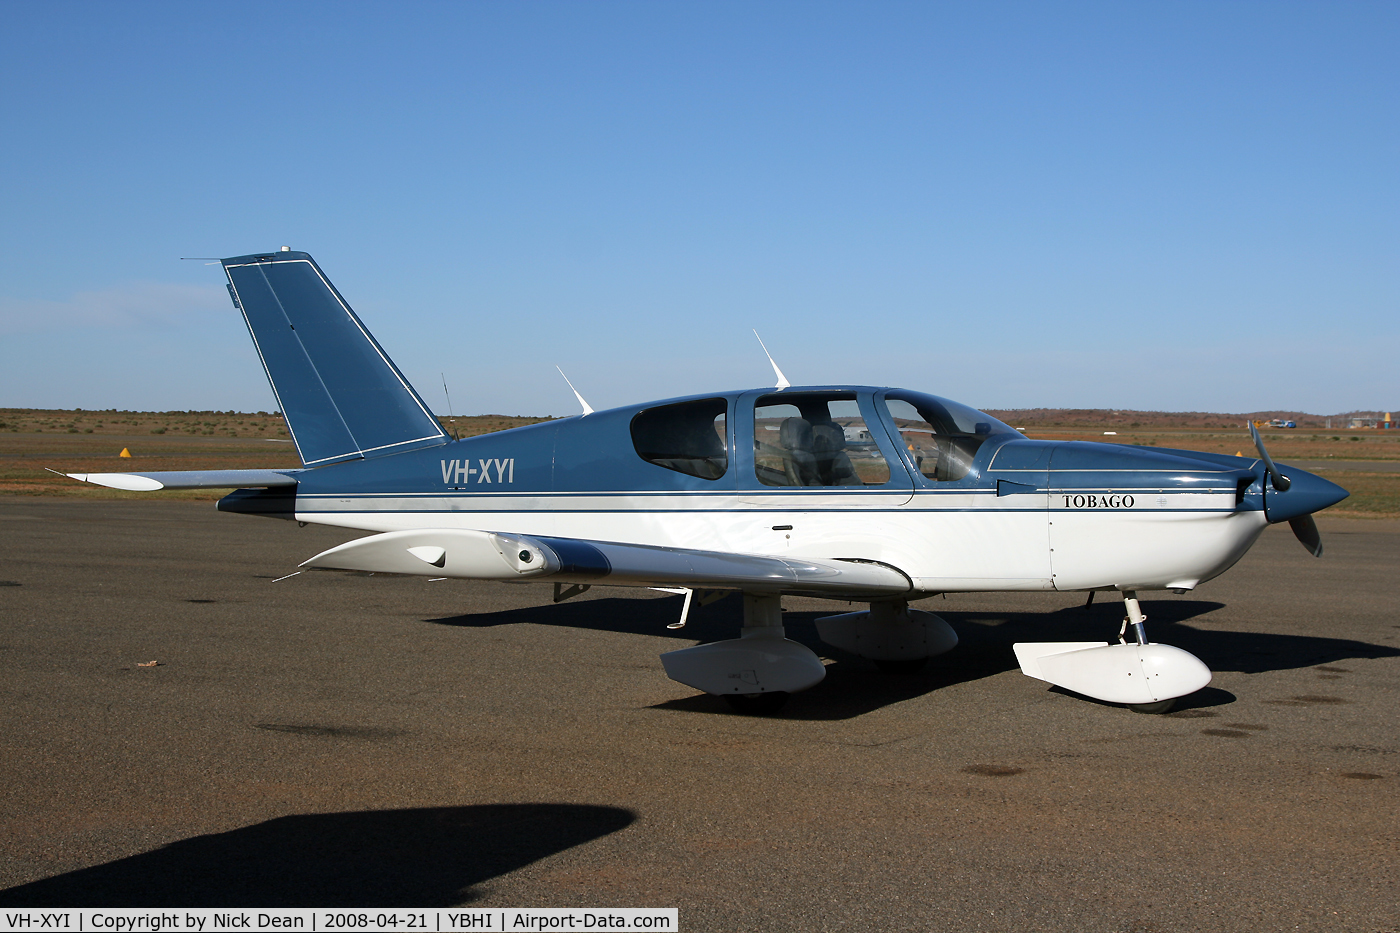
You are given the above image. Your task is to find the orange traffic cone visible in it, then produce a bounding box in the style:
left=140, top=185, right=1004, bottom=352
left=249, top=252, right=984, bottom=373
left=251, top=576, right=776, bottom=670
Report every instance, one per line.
left=119, top=448, right=132, bottom=458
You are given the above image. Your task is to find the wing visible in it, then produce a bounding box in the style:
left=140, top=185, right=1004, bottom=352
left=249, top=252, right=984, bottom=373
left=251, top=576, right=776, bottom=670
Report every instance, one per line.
left=300, top=528, right=912, bottom=599
left=63, top=469, right=302, bottom=491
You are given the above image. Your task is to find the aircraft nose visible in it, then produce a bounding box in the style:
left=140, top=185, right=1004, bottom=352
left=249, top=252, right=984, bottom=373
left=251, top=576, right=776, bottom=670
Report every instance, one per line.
left=1264, top=466, right=1349, bottom=523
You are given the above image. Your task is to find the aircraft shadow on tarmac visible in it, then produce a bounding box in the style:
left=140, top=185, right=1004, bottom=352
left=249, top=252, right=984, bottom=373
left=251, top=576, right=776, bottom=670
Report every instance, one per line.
left=428, top=595, right=1400, bottom=722
left=0, top=804, right=635, bottom=908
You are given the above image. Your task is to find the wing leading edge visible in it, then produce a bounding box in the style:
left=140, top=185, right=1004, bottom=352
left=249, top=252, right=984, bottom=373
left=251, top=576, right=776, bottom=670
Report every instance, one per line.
left=300, top=528, right=912, bottom=599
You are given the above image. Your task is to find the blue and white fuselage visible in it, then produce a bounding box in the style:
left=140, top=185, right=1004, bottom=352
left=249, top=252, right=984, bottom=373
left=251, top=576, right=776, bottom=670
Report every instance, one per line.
left=244, top=388, right=1282, bottom=597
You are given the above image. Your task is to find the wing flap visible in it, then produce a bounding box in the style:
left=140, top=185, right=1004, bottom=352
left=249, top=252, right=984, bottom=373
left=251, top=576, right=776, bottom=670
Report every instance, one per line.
left=65, top=469, right=301, bottom=491
left=300, top=529, right=911, bottom=598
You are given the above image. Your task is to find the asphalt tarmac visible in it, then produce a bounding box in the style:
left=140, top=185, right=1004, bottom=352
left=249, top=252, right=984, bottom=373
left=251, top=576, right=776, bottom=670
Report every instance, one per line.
left=0, top=498, right=1396, bottom=931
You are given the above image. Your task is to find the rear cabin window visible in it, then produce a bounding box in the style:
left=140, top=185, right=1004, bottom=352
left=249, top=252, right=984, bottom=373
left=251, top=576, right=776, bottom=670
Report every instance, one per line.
left=753, top=393, right=891, bottom=487
left=630, top=398, right=729, bottom=480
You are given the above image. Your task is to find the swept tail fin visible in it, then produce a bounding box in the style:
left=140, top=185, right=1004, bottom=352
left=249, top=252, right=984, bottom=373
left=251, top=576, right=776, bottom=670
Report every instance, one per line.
left=222, top=251, right=447, bottom=466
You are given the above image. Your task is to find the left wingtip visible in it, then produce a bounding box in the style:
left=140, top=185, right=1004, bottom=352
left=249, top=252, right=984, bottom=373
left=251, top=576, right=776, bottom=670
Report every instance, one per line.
left=63, top=472, right=165, bottom=491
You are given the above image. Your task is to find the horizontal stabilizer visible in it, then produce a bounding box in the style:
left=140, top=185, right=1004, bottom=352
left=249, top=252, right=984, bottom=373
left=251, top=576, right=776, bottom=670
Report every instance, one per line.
left=301, top=528, right=912, bottom=598
left=223, top=251, right=447, bottom=466
left=65, top=469, right=301, bottom=491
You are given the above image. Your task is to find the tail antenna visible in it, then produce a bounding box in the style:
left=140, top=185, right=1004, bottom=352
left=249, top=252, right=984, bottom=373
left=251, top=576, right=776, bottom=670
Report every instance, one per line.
left=753, top=330, right=791, bottom=390
left=440, top=373, right=459, bottom=440
left=556, top=367, right=595, bottom=416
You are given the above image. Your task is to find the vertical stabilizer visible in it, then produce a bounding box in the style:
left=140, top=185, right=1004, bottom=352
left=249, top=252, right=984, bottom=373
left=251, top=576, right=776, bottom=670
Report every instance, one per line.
left=222, top=251, right=447, bottom=466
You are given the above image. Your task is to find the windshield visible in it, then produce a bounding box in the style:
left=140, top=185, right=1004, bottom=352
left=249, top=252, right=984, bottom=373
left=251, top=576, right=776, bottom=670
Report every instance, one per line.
left=881, top=390, right=1016, bottom=482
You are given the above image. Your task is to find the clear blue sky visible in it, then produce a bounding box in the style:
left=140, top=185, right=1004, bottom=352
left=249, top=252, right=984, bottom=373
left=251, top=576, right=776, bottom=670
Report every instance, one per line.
left=1, top=1, right=1395, bottom=417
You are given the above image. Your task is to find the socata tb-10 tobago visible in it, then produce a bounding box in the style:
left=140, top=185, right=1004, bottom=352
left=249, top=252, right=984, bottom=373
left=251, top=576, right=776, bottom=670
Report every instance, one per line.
left=65, top=249, right=1348, bottom=714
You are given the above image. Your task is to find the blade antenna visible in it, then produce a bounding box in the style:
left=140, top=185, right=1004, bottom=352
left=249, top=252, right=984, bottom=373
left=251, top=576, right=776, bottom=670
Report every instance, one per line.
left=556, top=367, right=595, bottom=416
left=753, top=330, right=791, bottom=390
left=440, top=373, right=459, bottom=440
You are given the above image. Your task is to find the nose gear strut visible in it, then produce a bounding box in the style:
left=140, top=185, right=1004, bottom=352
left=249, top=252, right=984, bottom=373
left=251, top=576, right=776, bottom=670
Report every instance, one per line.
left=1119, top=590, right=1149, bottom=647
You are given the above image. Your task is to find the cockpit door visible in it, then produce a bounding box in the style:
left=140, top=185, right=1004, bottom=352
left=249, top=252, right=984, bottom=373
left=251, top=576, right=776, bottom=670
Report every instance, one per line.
left=734, top=390, right=915, bottom=554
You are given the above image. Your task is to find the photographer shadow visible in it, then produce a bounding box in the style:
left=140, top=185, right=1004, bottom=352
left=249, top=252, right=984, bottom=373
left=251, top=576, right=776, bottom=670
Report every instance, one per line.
left=0, top=803, right=635, bottom=907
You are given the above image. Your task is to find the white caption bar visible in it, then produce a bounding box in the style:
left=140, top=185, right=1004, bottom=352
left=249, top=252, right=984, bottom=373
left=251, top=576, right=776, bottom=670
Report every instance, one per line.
left=0, top=911, right=678, bottom=933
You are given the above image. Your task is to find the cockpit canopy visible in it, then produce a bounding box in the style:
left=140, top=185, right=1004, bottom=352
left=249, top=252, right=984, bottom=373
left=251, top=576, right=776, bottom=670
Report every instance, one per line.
left=630, top=387, right=1016, bottom=486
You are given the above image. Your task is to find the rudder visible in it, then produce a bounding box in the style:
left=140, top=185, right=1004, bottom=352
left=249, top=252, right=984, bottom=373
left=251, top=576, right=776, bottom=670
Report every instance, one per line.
left=223, top=251, right=447, bottom=466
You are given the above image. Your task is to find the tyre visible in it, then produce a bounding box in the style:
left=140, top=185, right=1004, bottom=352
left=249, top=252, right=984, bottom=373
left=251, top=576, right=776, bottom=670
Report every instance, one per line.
left=874, top=657, right=928, bottom=675
left=722, top=691, right=790, bottom=715
left=1128, top=698, right=1177, bottom=714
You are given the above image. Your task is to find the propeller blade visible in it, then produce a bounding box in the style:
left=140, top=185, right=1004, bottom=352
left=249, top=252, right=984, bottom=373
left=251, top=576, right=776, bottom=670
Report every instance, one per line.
left=1248, top=422, right=1290, bottom=491
left=1289, top=514, right=1323, bottom=557
left=1248, top=422, right=1291, bottom=491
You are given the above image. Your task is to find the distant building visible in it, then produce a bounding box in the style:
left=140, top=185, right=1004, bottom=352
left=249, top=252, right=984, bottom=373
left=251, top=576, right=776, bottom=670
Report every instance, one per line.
left=1346, top=413, right=1395, bottom=429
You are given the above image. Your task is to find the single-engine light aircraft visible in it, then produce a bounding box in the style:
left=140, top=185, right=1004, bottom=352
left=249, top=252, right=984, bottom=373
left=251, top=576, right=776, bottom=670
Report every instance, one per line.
left=65, top=250, right=1348, bottom=714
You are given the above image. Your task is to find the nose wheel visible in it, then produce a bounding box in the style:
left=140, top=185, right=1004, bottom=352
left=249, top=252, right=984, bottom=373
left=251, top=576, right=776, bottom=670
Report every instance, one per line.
left=1120, top=593, right=1176, bottom=713
left=1012, top=589, right=1212, bottom=711
left=1129, top=698, right=1176, bottom=714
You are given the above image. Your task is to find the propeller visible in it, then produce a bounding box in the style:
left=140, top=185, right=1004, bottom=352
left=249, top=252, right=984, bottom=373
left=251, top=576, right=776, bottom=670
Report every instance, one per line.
left=1289, top=514, right=1322, bottom=558
left=1248, top=422, right=1322, bottom=557
left=1248, top=422, right=1289, bottom=492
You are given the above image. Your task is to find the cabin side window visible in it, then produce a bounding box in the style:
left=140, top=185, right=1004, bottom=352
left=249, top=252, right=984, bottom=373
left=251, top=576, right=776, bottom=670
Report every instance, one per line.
left=753, top=393, right=891, bottom=487
left=630, top=398, right=729, bottom=480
